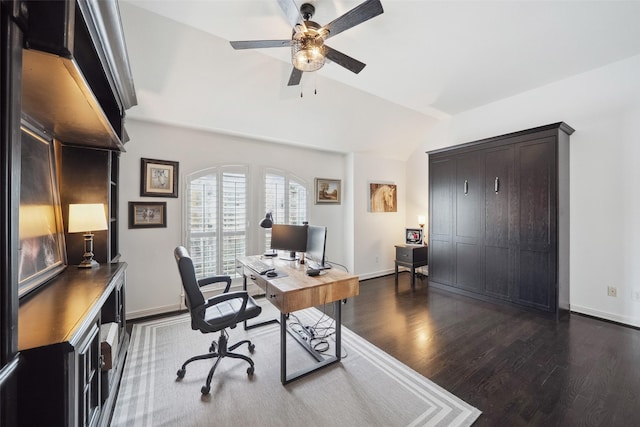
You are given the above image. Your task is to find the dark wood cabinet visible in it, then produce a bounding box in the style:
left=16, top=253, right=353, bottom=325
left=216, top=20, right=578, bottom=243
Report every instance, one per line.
left=394, top=245, right=428, bottom=290
left=2, top=1, right=135, bottom=426
left=17, top=263, right=128, bottom=427
left=428, top=123, right=573, bottom=314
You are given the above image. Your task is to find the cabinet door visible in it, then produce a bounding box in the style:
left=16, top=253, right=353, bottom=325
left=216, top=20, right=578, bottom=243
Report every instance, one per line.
left=454, top=152, right=483, bottom=292
left=514, top=137, right=557, bottom=311
left=483, top=146, right=514, bottom=299
left=76, top=321, right=101, bottom=427
left=428, top=157, right=454, bottom=286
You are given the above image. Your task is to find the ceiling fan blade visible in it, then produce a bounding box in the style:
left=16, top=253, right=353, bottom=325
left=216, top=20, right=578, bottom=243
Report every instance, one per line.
left=322, top=45, right=366, bottom=74
left=277, top=0, right=307, bottom=32
left=288, top=67, right=303, bottom=86
left=229, top=40, right=291, bottom=49
left=322, top=0, right=384, bottom=40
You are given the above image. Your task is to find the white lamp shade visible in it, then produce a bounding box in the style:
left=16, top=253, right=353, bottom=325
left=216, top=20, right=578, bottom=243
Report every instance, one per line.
left=418, top=215, right=426, bottom=225
left=68, top=203, right=108, bottom=233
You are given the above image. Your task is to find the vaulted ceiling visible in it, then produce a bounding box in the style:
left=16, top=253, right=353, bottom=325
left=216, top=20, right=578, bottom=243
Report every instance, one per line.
left=120, top=1, right=640, bottom=160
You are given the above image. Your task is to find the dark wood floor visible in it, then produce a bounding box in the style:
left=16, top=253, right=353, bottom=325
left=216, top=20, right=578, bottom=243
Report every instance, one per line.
left=340, top=273, right=640, bottom=426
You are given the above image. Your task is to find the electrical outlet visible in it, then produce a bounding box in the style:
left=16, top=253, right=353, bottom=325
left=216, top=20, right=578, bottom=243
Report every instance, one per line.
left=632, top=288, right=640, bottom=302
left=607, top=286, right=617, bottom=297
left=375, top=256, right=379, bottom=263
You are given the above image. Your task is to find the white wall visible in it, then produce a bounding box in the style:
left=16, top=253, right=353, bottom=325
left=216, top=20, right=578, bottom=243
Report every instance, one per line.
left=406, top=54, right=640, bottom=327
left=120, top=119, right=349, bottom=318
left=351, top=153, right=407, bottom=279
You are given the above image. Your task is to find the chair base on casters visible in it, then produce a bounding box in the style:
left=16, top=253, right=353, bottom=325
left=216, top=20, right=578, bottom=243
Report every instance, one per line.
left=176, top=329, right=256, bottom=395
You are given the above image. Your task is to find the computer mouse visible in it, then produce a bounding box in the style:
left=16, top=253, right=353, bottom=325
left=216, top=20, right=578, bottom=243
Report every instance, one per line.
left=266, top=271, right=277, bottom=278
left=306, top=269, right=320, bottom=277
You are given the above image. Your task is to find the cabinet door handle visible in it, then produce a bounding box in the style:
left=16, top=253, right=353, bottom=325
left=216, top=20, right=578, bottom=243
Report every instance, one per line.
left=494, top=177, right=499, bottom=193
left=464, top=180, right=468, bottom=195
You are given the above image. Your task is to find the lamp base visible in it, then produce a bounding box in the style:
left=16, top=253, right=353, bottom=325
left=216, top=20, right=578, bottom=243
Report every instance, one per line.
left=78, top=259, right=100, bottom=268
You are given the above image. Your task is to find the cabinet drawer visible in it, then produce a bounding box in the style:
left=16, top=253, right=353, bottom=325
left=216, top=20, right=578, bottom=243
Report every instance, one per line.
left=395, top=245, right=428, bottom=263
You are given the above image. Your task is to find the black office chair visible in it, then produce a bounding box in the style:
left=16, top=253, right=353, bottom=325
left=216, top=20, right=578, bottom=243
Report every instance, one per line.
left=173, top=246, right=262, bottom=395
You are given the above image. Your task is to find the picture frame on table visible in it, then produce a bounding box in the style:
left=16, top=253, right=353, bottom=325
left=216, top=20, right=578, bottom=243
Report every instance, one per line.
left=405, top=228, right=424, bottom=245
left=128, top=201, right=167, bottom=229
left=140, top=158, right=179, bottom=198
left=315, top=178, right=341, bottom=204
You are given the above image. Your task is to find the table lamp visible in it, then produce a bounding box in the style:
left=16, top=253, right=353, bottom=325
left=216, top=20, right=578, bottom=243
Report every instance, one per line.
left=68, top=203, right=108, bottom=268
left=259, top=212, right=277, bottom=257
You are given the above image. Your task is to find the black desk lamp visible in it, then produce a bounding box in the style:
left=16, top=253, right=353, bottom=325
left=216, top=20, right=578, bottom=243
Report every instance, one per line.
left=259, top=212, right=277, bottom=257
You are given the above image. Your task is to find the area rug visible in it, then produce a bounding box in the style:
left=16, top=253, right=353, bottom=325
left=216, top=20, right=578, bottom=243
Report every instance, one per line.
left=111, top=301, right=481, bottom=426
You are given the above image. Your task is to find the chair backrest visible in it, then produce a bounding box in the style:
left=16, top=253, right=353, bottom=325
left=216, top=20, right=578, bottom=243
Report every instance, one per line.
left=174, top=246, right=206, bottom=321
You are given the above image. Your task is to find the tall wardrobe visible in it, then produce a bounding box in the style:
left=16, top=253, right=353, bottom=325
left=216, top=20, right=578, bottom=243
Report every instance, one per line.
left=428, top=123, right=573, bottom=315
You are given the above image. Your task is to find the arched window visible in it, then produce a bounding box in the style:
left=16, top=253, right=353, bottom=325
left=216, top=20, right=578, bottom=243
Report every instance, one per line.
left=263, top=170, right=308, bottom=254
left=185, top=166, right=309, bottom=281
left=186, top=166, right=247, bottom=279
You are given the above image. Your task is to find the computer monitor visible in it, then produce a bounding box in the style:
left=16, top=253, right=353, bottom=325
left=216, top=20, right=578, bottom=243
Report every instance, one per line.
left=270, top=224, right=308, bottom=261
left=306, top=225, right=330, bottom=270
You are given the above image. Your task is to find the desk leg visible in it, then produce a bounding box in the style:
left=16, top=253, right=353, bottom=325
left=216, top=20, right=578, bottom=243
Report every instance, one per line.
left=411, top=266, right=416, bottom=290
left=335, top=300, right=342, bottom=361
left=243, top=274, right=279, bottom=331
left=280, top=301, right=343, bottom=385
left=394, top=262, right=399, bottom=287
left=280, top=312, right=287, bottom=385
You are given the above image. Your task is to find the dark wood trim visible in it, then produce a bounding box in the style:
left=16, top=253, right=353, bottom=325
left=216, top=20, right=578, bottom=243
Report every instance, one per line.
left=427, top=122, right=575, bottom=156
left=1, top=1, right=23, bottom=425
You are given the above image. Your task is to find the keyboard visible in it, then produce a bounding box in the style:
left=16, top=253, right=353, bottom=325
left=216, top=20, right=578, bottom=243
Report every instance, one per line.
left=245, top=259, right=274, bottom=275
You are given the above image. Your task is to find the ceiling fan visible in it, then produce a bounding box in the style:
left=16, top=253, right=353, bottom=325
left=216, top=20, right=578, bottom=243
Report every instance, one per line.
left=230, top=0, right=384, bottom=86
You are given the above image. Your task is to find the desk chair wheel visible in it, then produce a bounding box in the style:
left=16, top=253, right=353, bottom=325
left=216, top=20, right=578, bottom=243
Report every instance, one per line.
left=209, top=342, right=217, bottom=353
left=201, top=385, right=210, bottom=395
left=247, top=366, right=254, bottom=376
left=248, top=343, right=255, bottom=353
left=176, top=368, right=186, bottom=379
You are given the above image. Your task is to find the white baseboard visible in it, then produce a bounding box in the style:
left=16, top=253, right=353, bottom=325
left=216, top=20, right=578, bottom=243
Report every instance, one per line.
left=126, top=282, right=264, bottom=320
left=359, top=269, right=394, bottom=281
left=571, top=304, right=640, bottom=328
left=127, top=303, right=183, bottom=320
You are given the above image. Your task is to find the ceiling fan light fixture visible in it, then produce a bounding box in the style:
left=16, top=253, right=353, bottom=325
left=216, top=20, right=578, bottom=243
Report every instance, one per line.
left=292, top=35, right=325, bottom=72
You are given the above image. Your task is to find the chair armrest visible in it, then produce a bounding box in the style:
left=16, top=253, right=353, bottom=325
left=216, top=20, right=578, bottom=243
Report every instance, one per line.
left=203, top=291, right=250, bottom=326
left=198, top=275, right=232, bottom=293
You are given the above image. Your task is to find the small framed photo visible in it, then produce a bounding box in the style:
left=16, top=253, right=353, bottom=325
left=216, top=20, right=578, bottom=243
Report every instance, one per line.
left=129, top=202, right=167, bottom=229
left=315, top=178, right=341, bottom=204
left=405, top=228, right=424, bottom=245
left=141, top=158, right=179, bottom=198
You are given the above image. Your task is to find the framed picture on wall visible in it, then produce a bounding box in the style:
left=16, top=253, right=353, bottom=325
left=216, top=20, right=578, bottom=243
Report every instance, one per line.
left=315, top=178, right=341, bottom=204
left=369, top=183, right=397, bottom=212
left=128, top=201, right=167, bottom=228
left=140, top=158, right=179, bottom=197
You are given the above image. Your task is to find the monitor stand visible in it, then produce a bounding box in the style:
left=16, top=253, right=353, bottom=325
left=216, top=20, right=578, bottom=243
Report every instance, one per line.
left=279, top=251, right=297, bottom=261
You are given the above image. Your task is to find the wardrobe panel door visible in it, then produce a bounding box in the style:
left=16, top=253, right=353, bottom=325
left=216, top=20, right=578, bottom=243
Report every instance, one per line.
left=515, top=137, right=557, bottom=311
left=518, top=139, right=553, bottom=248
left=454, top=152, right=483, bottom=291
left=428, top=157, right=454, bottom=286
left=484, top=147, right=513, bottom=298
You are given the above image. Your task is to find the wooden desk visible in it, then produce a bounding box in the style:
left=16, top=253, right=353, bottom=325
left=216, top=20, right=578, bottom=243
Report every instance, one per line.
left=236, top=256, right=359, bottom=384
